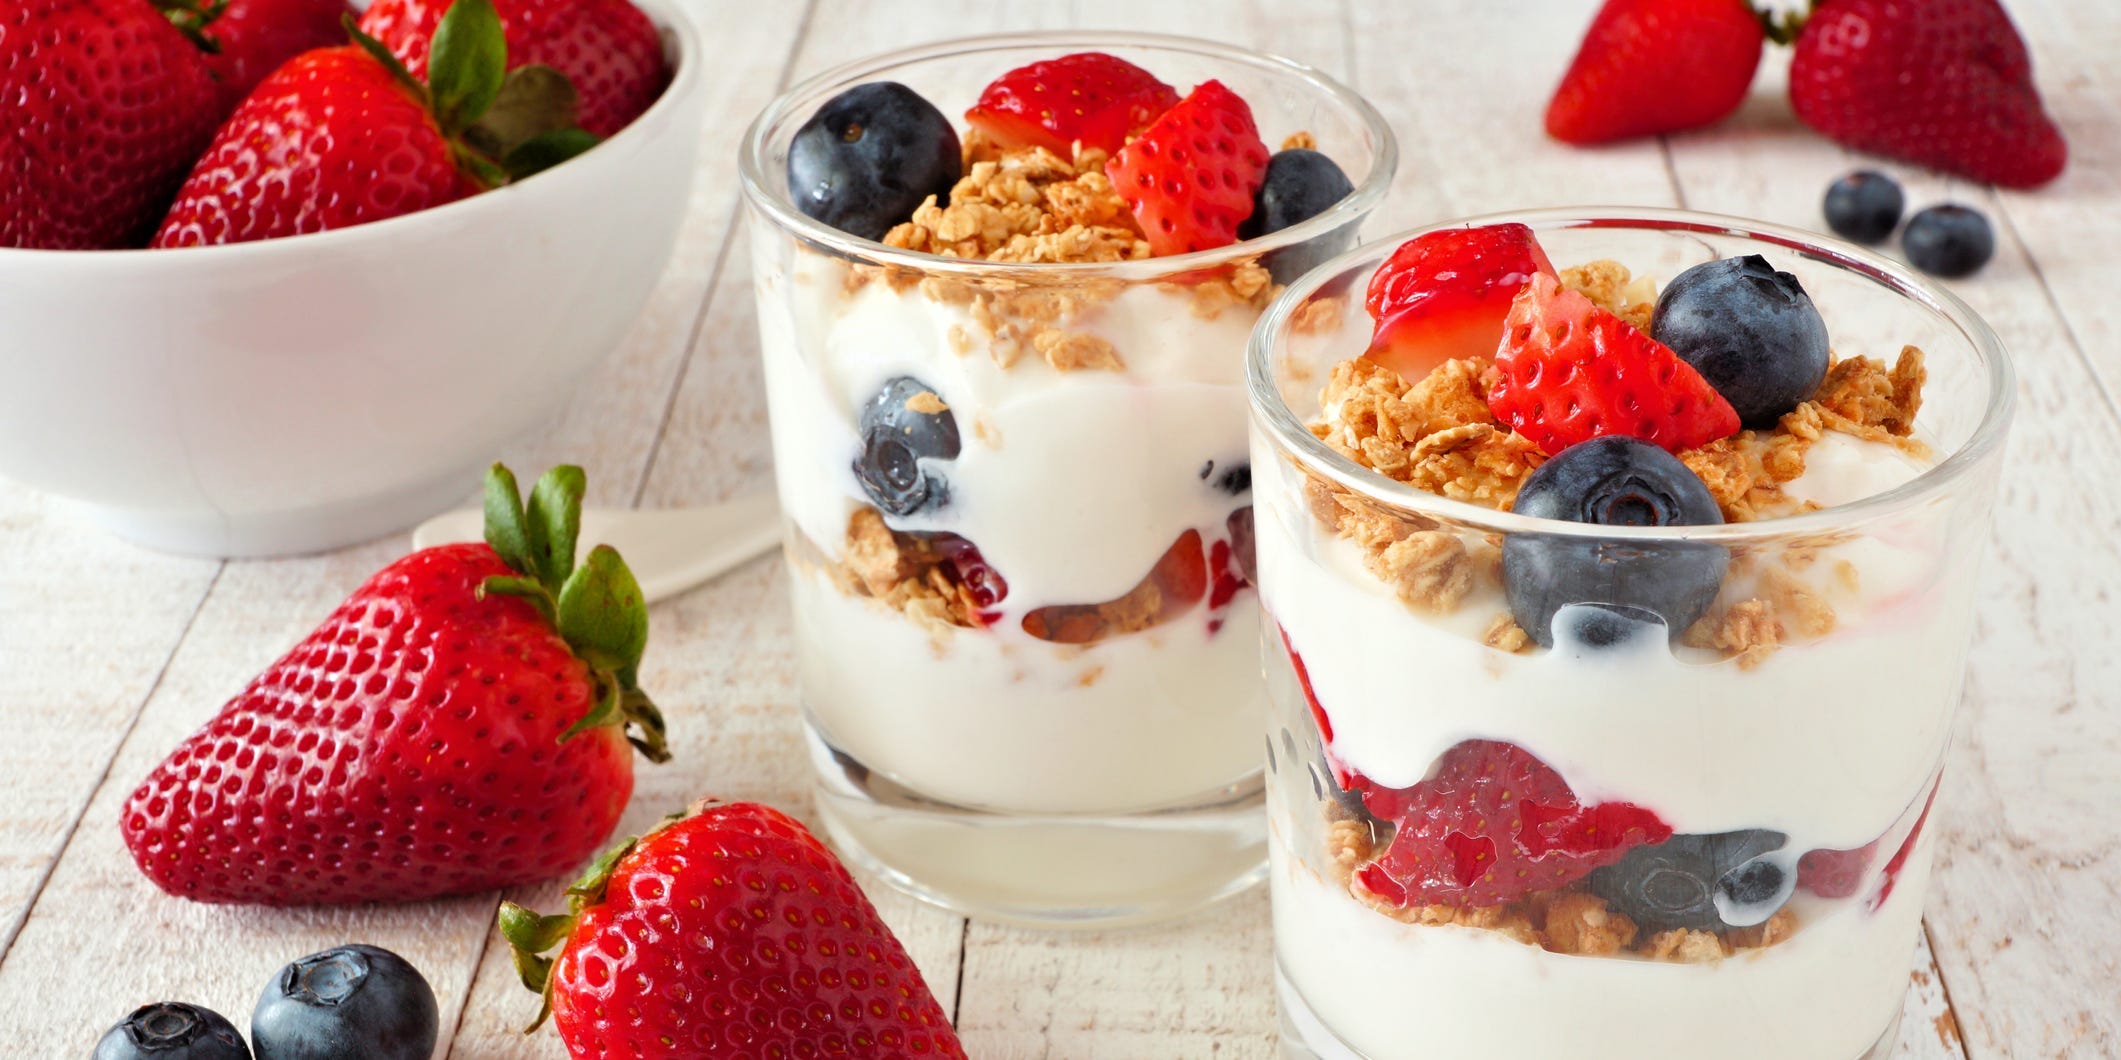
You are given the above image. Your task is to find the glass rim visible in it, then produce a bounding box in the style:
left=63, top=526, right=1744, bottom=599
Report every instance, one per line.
left=1246, top=206, right=2018, bottom=544
left=737, top=30, right=1399, bottom=280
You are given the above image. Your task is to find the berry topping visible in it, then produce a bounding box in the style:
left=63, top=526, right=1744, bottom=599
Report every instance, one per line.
left=1503, top=436, right=1728, bottom=647
left=1651, top=255, right=1831, bottom=428
left=854, top=376, right=961, bottom=516
left=1586, top=829, right=1791, bottom=932
left=1902, top=204, right=1995, bottom=279
left=965, top=51, right=1178, bottom=155
left=1487, top=273, right=1740, bottom=455
left=1104, top=80, right=1270, bottom=256
left=1822, top=170, right=1905, bottom=244
left=1353, top=740, right=1672, bottom=908
left=788, top=82, right=961, bottom=241
left=1545, top=0, right=1766, bottom=145
left=925, top=532, right=1007, bottom=619
left=1239, top=148, right=1358, bottom=283
left=251, top=945, right=438, bottom=1060
left=1364, top=223, right=1556, bottom=382
left=94, top=1003, right=250, bottom=1060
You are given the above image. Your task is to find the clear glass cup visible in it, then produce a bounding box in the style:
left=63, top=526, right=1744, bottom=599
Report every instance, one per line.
left=1248, top=211, right=2013, bottom=1056
left=739, top=32, right=1396, bottom=926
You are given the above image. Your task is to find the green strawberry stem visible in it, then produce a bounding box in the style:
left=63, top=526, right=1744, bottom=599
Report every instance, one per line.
left=151, top=0, right=231, bottom=53
left=1759, top=0, right=1812, bottom=46
left=480, top=464, right=670, bottom=764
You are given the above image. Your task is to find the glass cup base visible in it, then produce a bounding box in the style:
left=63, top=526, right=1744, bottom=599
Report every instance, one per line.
left=806, top=725, right=1267, bottom=929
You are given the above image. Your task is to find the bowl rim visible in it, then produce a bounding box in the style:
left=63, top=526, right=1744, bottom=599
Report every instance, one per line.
left=0, top=0, right=703, bottom=265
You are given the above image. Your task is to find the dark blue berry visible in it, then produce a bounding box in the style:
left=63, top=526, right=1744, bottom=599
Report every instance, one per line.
left=1502, top=436, right=1727, bottom=648
left=1199, top=459, right=1252, bottom=496
left=1239, top=149, right=1357, bottom=284
left=251, top=945, right=436, bottom=1060
left=1652, top=255, right=1831, bottom=428
left=1903, top=204, right=1994, bottom=279
left=854, top=376, right=960, bottom=516
left=95, top=1004, right=250, bottom=1060
left=1822, top=170, right=1904, bottom=244
left=787, top=82, right=961, bottom=241
left=1587, top=830, right=1790, bottom=933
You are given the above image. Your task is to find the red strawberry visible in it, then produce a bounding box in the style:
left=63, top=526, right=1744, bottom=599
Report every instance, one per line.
left=1796, top=842, right=1873, bottom=899
left=966, top=51, right=1180, bottom=155
left=121, top=465, right=669, bottom=905
left=0, top=0, right=222, bottom=249
left=359, top=0, right=668, bottom=138
left=1353, top=740, right=1671, bottom=907
left=1487, top=273, right=1740, bottom=455
left=1872, top=782, right=1938, bottom=909
left=1788, top=0, right=2065, bottom=188
left=199, top=0, right=355, bottom=108
left=1104, top=80, right=1271, bottom=256
left=1363, top=223, right=1557, bottom=382
left=1545, top=0, right=1766, bottom=145
left=501, top=801, right=968, bottom=1058
left=153, top=0, right=597, bottom=247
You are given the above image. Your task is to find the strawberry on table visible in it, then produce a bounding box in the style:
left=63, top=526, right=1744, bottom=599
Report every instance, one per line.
left=1363, top=223, right=1557, bottom=382
left=1104, top=80, right=1271, bottom=256
left=359, top=0, right=669, bottom=138
left=1545, top=0, right=1766, bottom=145
left=198, top=0, right=355, bottom=109
left=1486, top=272, right=1740, bottom=455
left=1788, top=0, right=2066, bottom=188
left=120, top=464, right=669, bottom=905
left=501, top=801, right=968, bottom=1058
left=966, top=51, right=1180, bottom=155
left=152, top=0, right=599, bottom=247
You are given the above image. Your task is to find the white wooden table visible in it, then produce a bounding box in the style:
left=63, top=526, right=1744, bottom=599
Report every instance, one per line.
left=4, top=1, right=2116, bottom=1055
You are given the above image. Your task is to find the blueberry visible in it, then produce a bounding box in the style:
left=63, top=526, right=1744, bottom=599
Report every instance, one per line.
left=1199, top=459, right=1251, bottom=496
left=1652, top=255, right=1831, bottom=428
left=1822, top=170, right=1904, bottom=244
left=251, top=945, right=436, bottom=1060
left=1903, top=204, right=1994, bottom=279
left=95, top=1004, right=250, bottom=1060
left=787, top=82, right=961, bottom=241
left=1502, top=437, right=1726, bottom=648
left=854, top=376, right=960, bottom=516
left=1587, top=830, right=1790, bottom=933
left=1239, top=149, right=1357, bottom=284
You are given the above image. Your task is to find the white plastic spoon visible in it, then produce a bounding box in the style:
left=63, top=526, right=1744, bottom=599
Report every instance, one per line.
left=411, top=494, right=782, bottom=605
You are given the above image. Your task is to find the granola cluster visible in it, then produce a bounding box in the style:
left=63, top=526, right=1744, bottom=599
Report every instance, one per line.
left=825, top=509, right=986, bottom=634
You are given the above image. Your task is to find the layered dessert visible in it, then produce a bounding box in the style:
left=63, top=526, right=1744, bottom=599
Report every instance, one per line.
left=1257, top=223, right=1972, bottom=1058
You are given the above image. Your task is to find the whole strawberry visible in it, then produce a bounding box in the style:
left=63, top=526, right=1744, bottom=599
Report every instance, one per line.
left=1788, top=0, right=2065, bottom=188
left=198, top=0, right=355, bottom=109
left=359, top=0, right=668, bottom=137
left=152, top=0, right=599, bottom=247
left=501, top=802, right=968, bottom=1058
left=122, top=465, right=669, bottom=905
left=1546, top=0, right=1766, bottom=144
left=0, top=0, right=221, bottom=249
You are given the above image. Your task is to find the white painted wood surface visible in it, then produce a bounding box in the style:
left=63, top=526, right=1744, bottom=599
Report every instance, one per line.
left=1, top=1, right=2114, bottom=1056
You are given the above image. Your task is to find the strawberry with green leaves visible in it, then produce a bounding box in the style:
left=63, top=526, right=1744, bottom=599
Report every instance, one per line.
left=152, top=0, right=600, bottom=247
left=122, top=464, right=668, bottom=905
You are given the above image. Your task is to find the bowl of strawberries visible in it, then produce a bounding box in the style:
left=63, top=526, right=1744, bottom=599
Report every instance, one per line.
left=0, top=0, right=702, bottom=556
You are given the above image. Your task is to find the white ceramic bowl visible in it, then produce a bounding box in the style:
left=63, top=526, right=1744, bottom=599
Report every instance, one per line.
left=0, top=0, right=704, bottom=557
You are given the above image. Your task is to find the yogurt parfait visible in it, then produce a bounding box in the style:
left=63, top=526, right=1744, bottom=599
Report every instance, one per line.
left=738, top=33, right=1393, bottom=925
left=1248, top=214, right=2012, bottom=1057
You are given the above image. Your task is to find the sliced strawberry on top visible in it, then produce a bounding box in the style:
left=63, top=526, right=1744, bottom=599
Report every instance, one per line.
left=1353, top=740, right=1671, bottom=908
left=1486, top=273, right=1740, bottom=455
left=1104, top=80, right=1270, bottom=256
left=1362, top=223, right=1557, bottom=381
left=966, top=51, right=1180, bottom=155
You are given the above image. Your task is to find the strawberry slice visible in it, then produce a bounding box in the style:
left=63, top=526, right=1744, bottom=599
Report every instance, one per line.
left=1104, top=80, right=1270, bottom=256
left=1487, top=273, right=1739, bottom=455
left=1363, top=223, right=1557, bottom=381
left=965, top=51, right=1179, bottom=155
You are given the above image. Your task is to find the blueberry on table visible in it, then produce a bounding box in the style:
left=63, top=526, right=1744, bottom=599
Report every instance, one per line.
left=855, top=376, right=961, bottom=516
left=250, top=945, right=436, bottom=1060
left=1822, top=170, right=1904, bottom=244
left=1502, top=436, right=1727, bottom=648
left=95, top=1004, right=250, bottom=1060
left=1903, top=204, right=1994, bottom=278
left=1587, top=829, right=1790, bottom=932
left=787, top=82, right=961, bottom=242
left=1238, top=149, right=1357, bottom=284
left=1651, top=255, right=1832, bottom=429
